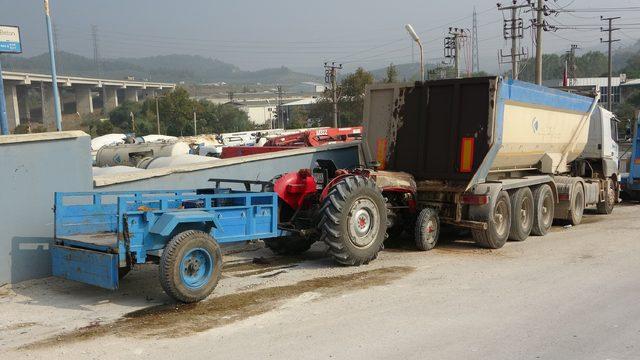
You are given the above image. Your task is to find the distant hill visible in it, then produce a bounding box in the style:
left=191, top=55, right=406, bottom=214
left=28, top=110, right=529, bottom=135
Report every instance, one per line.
left=0, top=52, right=321, bottom=85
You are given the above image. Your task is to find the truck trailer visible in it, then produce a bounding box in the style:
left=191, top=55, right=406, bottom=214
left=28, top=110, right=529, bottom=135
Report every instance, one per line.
left=363, top=77, right=620, bottom=249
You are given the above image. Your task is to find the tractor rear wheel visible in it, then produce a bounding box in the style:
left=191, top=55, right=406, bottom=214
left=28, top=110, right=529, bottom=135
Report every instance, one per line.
left=319, top=176, right=387, bottom=266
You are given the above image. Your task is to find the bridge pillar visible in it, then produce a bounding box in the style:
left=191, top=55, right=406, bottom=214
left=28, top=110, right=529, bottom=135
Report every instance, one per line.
left=102, top=86, right=119, bottom=112
left=17, top=86, right=31, bottom=123
left=124, top=88, right=139, bottom=103
left=3, top=81, right=20, bottom=131
left=41, top=82, right=60, bottom=129
left=75, top=85, right=94, bottom=116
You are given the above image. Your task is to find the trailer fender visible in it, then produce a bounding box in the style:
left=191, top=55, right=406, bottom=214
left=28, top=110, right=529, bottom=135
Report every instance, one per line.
left=150, top=211, right=221, bottom=237
left=468, top=183, right=504, bottom=222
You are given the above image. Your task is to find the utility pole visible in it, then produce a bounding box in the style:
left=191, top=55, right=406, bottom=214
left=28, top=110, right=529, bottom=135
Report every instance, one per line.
left=275, top=85, right=283, bottom=128
left=566, top=44, right=580, bottom=85
left=44, top=0, right=62, bottom=131
left=601, top=16, right=620, bottom=111
left=324, top=62, right=342, bottom=128
left=193, top=111, right=197, bottom=136
left=498, top=1, right=529, bottom=79
left=533, top=0, right=545, bottom=85
left=155, top=95, right=161, bottom=134
left=472, top=7, right=480, bottom=73
left=91, top=25, right=102, bottom=77
left=445, top=28, right=468, bottom=78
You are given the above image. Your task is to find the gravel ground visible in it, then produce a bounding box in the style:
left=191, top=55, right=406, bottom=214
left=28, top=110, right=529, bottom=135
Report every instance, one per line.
left=2, top=204, right=639, bottom=359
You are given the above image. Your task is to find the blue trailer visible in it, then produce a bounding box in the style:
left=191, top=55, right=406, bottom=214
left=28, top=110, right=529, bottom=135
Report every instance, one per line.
left=52, top=185, right=280, bottom=303
left=622, top=117, right=640, bottom=200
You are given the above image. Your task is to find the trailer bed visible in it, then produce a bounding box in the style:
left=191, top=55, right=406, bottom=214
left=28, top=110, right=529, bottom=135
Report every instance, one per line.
left=59, top=233, right=118, bottom=253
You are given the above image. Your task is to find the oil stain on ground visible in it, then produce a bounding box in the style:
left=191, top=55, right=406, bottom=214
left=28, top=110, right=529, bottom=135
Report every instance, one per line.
left=24, top=266, right=414, bottom=349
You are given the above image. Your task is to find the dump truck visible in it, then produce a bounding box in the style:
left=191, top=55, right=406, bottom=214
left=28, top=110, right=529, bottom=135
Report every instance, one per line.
left=363, top=77, right=620, bottom=249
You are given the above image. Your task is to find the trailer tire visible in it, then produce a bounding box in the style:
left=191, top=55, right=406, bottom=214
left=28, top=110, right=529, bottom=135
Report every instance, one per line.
left=508, top=187, right=534, bottom=241
left=264, top=235, right=315, bottom=255
left=160, top=230, right=222, bottom=303
left=319, top=176, right=387, bottom=265
left=472, top=191, right=511, bottom=249
left=531, top=184, right=554, bottom=236
left=569, top=184, right=585, bottom=226
left=414, top=208, right=440, bottom=251
left=596, top=181, right=615, bottom=215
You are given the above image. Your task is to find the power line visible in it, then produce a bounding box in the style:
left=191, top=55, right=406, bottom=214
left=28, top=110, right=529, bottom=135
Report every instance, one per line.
left=91, top=25, right=102, bottom=77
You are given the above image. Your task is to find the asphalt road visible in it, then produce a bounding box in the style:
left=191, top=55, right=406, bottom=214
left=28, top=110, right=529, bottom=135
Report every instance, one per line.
left=3, top=204, right=640, bottom=359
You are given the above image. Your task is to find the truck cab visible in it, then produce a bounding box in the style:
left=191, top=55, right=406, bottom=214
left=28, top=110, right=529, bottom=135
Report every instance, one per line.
left=580, top=106, right=620, bottom=179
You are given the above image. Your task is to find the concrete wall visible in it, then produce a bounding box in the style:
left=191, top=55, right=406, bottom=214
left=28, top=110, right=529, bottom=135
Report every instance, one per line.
left=0, top=131, right=93, bottom=285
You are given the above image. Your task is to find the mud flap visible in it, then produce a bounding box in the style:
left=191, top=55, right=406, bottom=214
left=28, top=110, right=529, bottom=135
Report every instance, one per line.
left=51, top=244, right=119, bottom=290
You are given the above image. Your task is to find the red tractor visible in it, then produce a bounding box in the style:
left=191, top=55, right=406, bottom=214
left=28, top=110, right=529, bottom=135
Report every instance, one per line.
left=265, top=160, right=422, bottom=265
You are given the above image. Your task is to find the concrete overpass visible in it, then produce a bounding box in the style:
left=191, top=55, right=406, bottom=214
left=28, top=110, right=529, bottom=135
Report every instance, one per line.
left=2, top=71, right=176, bottom=132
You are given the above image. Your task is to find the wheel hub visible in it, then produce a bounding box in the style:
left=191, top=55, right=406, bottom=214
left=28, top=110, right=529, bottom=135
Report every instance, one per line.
left=348, top=198, right=379, bottom=248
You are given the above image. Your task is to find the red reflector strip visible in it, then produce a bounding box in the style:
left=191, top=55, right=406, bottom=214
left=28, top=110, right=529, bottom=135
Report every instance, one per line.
left=461, top=194, right=489, bottom=205
left=635, top=158, right=640, bottom=165
left=558, top=194, right=570, bottom=201
left=460, top=137, right=475, bottom=173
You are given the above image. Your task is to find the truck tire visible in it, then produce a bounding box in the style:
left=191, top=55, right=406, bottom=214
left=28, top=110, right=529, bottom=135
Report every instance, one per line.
left=319, top=176, right=387, bottom=265
left=264, top=235, right=316, bottom=255
left=508, top=187, right=534, bottom=241
left=414, top=207, right=440, bottom=251
left=531, top=184, right=554, bottom=236
left=159, top=230, right=222, bottom=303
left=569, top=184, right=585, bottom=226
left=472, top=191, right=511, bottom=249
left=596, top=181, right=615, bottom=215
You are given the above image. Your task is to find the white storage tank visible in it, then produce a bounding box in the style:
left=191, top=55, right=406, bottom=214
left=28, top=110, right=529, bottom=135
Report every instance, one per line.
left=95, top=141, right=191, bottom=167
left=138, top=154, right=219, bottom=169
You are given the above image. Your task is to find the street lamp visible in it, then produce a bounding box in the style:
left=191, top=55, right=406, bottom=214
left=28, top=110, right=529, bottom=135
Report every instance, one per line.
left=405, top=24, right=424, bottom=82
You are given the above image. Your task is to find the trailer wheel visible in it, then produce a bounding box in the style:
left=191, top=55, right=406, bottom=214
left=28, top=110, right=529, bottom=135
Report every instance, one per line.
left=264, top=235, right=316, bottom=255
left=569, top=184, right=585, bottom=226
left=414, top=208, right=440, bottom=251
left=531, top=184, right=554, bottom=236
left=508, top=187, right=534, bottom=241
left=596, top=181, right=615, bottom=215
left=472, top=191, right=511, bottom=249
left=319, top=176, right=387, bottom=265
left=160, top=230, right=222, bottom=303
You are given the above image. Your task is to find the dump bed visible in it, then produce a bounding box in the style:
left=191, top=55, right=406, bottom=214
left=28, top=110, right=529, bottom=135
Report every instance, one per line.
left=363, top=77, right=598, bottom=188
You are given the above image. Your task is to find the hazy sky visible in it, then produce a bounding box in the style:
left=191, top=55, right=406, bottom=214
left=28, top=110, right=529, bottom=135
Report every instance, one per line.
left=2, top=0, right=639, bottom=73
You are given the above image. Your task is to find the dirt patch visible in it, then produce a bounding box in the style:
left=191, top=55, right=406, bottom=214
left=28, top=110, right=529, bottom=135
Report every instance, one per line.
left=1, top=322, right=37, bottom=332
left=23, top=266, right=414, bottom=349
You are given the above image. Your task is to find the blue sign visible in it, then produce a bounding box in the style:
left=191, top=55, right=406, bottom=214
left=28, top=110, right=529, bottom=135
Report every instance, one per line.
left=0, top=25, right=21, bottom=54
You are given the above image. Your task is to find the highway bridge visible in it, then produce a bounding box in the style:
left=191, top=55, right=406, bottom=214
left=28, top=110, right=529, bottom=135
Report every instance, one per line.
left=2, top=71, right=175, bottom=131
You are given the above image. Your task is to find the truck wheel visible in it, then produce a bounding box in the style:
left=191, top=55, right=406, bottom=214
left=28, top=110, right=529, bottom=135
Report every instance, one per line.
left=264, top=235, right=316, bottom=255
left=569, top=184, right=585, bottom=226
left=319, top=176, right=387, bottom=265
left=531, top=184, right=554, bottom=236
left=159, top=230, right=222, bottom=303
left=596, top=181, right=615, bottom=215
left=472, top=191, right=511, bottom=249
left=414, top=208, right=440, bottom=251
left=508, top=187, right=534, bottom=241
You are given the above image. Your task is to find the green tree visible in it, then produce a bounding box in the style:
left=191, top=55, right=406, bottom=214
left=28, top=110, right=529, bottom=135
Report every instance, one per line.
left=384, top=63, right=398, bottom=83
left=96, top=120, right=114, bottom=136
